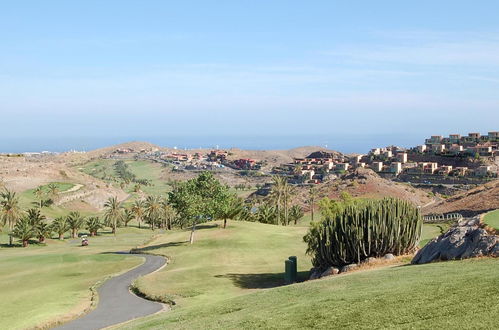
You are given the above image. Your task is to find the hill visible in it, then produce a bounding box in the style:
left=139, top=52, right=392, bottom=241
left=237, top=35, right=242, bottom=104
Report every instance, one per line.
left=285, top=168, right=431, bottom=211
left=423, top=180, right=499, bottom=216
left=118, top=224, right=498, bottom=329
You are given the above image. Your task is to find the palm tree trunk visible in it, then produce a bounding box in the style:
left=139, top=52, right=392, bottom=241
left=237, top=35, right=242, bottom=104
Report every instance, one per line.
left=223, top=218, right=227, bottom=229
left=9, top=234, right=13, bottom=246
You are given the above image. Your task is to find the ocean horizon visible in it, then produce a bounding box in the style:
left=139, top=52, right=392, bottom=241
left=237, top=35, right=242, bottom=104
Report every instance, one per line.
left=0, top=133, right=422, bottom=154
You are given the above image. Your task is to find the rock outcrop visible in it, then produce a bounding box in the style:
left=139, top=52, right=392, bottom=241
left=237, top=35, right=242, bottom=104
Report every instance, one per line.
left=412, top=217, right=499, bottom=264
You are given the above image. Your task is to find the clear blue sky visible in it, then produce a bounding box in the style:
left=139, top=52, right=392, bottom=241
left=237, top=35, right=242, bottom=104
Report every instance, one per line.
left=1, top=1, right=498, bottom=152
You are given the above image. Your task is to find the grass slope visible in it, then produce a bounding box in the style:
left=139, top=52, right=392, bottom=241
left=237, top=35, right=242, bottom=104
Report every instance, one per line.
left=80, top=159, right=170, bottom=196
left=18, top=182, right=79, bottom=218
left=419, top=223, right=450, bottom=247
left=0, top=226, right=155, bottom=329
left=132, top=221, right=312, bottom=307
left=122, top=258, right=499, bottom=329
left=483, top=209, right=499, bottom=230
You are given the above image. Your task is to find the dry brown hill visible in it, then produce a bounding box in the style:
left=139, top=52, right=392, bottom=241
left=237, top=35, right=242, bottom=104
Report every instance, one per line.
left=260, top=168, right=432, bottom=211
left=423, top=180, right=499, bottom=216
left=225, top=146, right=343, bottom=168
left=319, top=168, right=430, bottom=206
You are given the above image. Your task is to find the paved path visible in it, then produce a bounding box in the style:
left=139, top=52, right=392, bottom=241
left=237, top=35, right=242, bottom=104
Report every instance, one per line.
left=57, top=253, right=166, bottom=330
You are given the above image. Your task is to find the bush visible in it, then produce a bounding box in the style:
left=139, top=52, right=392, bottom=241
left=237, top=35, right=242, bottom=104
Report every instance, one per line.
left=304, top=198, right=422, bottom=269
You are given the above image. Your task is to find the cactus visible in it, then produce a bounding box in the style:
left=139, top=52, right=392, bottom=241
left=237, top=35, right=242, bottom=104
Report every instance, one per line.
left=304, top=197, right=422, bottom=269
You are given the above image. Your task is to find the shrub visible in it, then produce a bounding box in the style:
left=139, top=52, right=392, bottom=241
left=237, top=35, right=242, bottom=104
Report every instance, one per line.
left=304, top=198, right=422, bottom=269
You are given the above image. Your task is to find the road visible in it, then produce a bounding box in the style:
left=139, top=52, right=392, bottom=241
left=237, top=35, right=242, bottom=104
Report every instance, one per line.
left=56, top=253, right=166, bottom=330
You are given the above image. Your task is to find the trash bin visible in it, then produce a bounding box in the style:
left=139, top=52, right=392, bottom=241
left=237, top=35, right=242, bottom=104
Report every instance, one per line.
left=288, top=256, right=297, bottom=282
left=284, top=259, right=293, bottom=284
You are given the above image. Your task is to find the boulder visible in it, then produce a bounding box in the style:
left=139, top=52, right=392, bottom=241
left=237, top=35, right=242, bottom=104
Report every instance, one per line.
left=321, top=267, right=340, bottom=277
left=361, top=257, right=377, bottom=264
left=383, top=253, right=395, bottom=260
left=412, top=217, right=499, bottom=264
left=340, top=264, right=358, bottom=273
left=309, top=267, right=322, bottom=280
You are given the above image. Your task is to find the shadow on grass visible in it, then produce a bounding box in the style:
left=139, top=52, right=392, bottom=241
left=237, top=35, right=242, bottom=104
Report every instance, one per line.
left=130, top=240, right=189, bottom=253
left=215, top=271, right=309, bottom=289
left=191, top=224, right=219, bottom=230
left=0, top=239, right=46, bottom=248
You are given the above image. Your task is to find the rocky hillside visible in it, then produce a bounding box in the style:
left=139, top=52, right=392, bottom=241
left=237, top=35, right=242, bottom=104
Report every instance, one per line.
left=423, top=180, right=499, bottom=216
left=280, top=168, right=431, bottom=211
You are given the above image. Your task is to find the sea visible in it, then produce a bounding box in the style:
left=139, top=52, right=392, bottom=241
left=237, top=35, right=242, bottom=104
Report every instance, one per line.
left=0, top=134, right=421, bottom=154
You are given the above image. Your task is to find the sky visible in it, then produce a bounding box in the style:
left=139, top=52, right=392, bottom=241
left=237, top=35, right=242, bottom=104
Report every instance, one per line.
left=1, top=0, right=499, bottom=152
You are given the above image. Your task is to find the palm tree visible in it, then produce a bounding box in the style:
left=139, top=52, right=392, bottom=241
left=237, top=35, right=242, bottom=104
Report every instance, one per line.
left=289, top=205, right=304, bottom=225
left=104, top=197, right=123, bottom=235
left=12, top=217, right=34, bottom=247
left=123, top=208, right=134, bottom=227
left=66, top=211, right=85, bottom=238
left=256, top=203, right=276, bottom=224
left=26, top=208, right=49, bottom=243
left=0, top=189, right=22, bottom=245
left=238, top=203, right=255, bottom=222
left=86, top=216, right=102, bottom=236
left=131, top=199, right=145, bottom=229
left=308, top=187, right=319, bottom=222
left=160, top=198, right=176, bottom=230
left=144, top=195, right=162, bottom=231
left=47, top=183, right=59, bottom=200
left=282, top=183, right=295, bottom=226
left=33, top=186, right=45, bottom=208
left=218, top=196, right=244, bottom=229
left=270, top=176, right=289, bottom=226
left=51, top=217, right=69, bottom=240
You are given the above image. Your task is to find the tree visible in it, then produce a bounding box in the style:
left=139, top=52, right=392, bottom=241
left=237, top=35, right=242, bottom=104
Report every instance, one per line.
left=104, top=197, right=123, bottom=235
left=12, top=217, right=34, bottom=247
left=269, top=176, right=286, bottom=226
left=0, top=189, right=22, bottom=245
left=47, top=183, right=59, bottom=200
left=269, top=176, right=293, bottom=225
left=26, top=208, right=49, bottom=243
left=217, top=194, right=244, bottom=229
left=282, top=183, right=295, bottom=225
left=131, top=199, right=145, bottom=229
left=51, top=217, right=69, bottom=240
left=67, top=211, right=85, bottom=238
left=289, top=205, right=304, bottom=225
left=33, top=186, right=45, bottom=208
left=86, top=216, right=102, bottom=236
left=169, top=172, right=230, bottom=244
left=123, top=208, right=134, bottom=227
left=308, top=187, right=319, bottom=222
left=160, top=198, right=177, bottom=230
left=256, top=203, right=276, bottom=224
left=238, top=202, right=255, bottom=222
left=144, top=195, right=162, bottom=230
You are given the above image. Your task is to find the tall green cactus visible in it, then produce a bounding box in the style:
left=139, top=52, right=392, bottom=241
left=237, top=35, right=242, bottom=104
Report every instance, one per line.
left=304, top=197, right=422, bottom=269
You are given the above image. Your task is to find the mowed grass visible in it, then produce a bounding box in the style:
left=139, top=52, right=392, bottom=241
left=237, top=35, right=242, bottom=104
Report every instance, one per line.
left=0, top=226, right=155, bottom=329
left=18, top=182, right=80, bottom=218
left=79, top=159, right=170, bottom=196
left=483, top=209, right=499, bottom=230
left=419, top=223, right=450, bottom=247
left=132, top=221, right=312, bottom=308
left=121, top=258, right=499, bottom=330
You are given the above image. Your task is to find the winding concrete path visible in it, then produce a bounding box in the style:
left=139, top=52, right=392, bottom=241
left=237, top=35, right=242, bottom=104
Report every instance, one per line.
left=57, top=253, right=166, bottom=330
